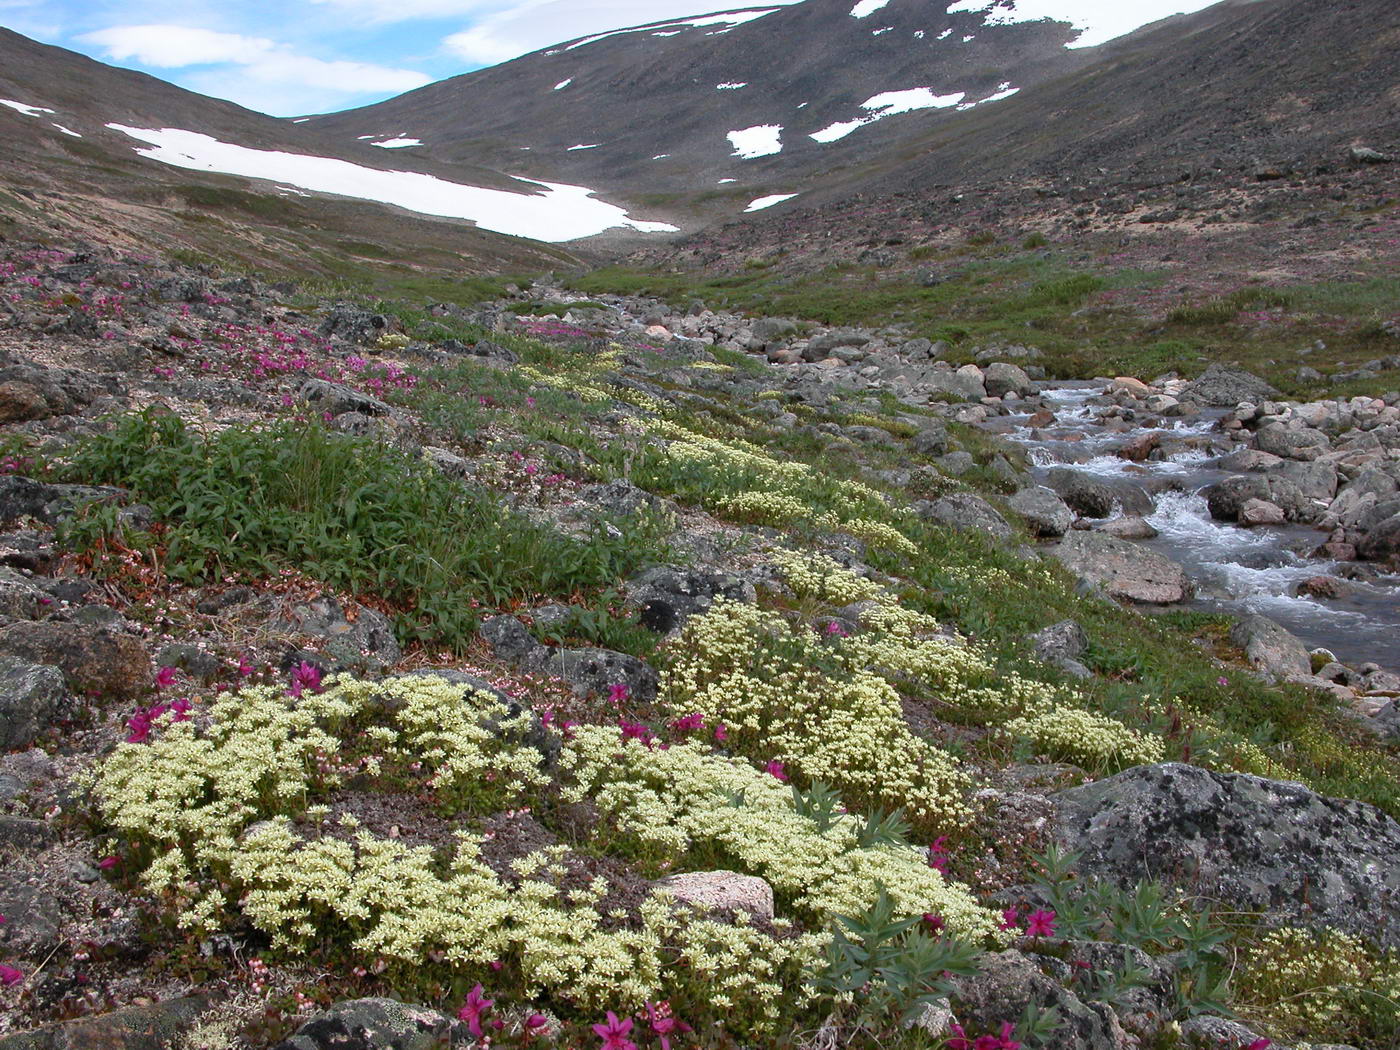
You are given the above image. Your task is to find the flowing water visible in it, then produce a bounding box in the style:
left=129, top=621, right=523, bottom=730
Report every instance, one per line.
left=997, top=384, right=1400, bottom=672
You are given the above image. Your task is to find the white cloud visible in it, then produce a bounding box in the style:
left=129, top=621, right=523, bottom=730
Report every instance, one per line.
left=77, top=24, right=430, bottom=106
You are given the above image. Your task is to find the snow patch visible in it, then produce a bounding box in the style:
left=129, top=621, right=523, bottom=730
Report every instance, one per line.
left=716, top=82, right=748, bottom=90
left=372, top=138, right=423, bottom=148
left=745, top=193, right=797, bottom=212
left=872, top=26, right=893, bottom=35
left=562, top=9, right=781, bottom=52
left=914, top=29, right=925, bottom=38
left=652, top=154, right=670, bottom=160
left=937, top=28, right=953, bottom=39
left=718, top=178, right=737, bottom=184
left=292, top=118, right=311, bottom=124
left=946, top=0, right=1220, bottom=49
left=956, top=81, right=1019, bottom=109
left=567, top=143, right=600, bottom=151
left=105, top=124, right=677, bottom=243
left=962, top=34, right=975, bottom=42
left=553, top=78, right=573, bottom=90
left=727, top=124, right=783, bottom=159
left=811, top=87, right=965, bottom=143
left=52, top=124, right=82, bottom=138
left=0, top=99, right=54, bottom=118
left=849, top=0, right=891, bottom=17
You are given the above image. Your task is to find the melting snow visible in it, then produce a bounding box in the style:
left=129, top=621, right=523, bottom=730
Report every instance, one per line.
left=567, top=143, right=600, bottom=151
left=872, top=27, right=893, bottom=35
left=937, top=28, right=953, bottom=39
left=0, top=99, right=54, bottom=118
left=745, top=193, right=797, bottom=212
left=727, top=125, right=783, bottom=159
left=947, top=0, right=1220, bottom=49
left=554, top=78, right=573, bottom=90
left=716, top=82, right=748, bottom=90
left=957, top=81, right=1020, bottom=109
left=372, top=138, right=423, bottom=148
left=914, top=29, right=925, bottom=38
left=962, top=35, right=975, bottom=42
left=718, top=178, right=737, bottom=183
left=561, top=9, right=781, bottom=51
left=105, top=125, right=677, bottom=242
left=652, top=154, right=670, bottom=160
left=292, top=118, right=311, bottom=124
left=52, top=124, right=82, bottom=138
left=849, top=0, right=891, bottom=17
left=811, top=87, right=965, bottom=143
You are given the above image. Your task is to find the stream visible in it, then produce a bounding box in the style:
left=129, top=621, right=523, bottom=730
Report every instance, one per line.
left=994, top=384, right=1400, bottom=672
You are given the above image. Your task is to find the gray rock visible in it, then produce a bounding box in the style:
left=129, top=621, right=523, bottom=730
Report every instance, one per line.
left=1229, top=613, right=1311, bottom=679
left=0, top=817, right=51, bottom=848
left=276, top=595, right=401, bottom=668
left=925, top=368, right=987, bottom=402
left=1204, top=475, right=1270, bottom=521
left=626, top=566, right=755, bottom=634
left=298, top=379, right=393, bottom=417
left=1276, top=459, right=1339, bottom=502
left=1350, top=146, right=1393, bottom=164
left=915, top=493, right=1013, bottom=539
left=983, top=362, right=1035, bottom=399
left=1179, top=1016, right=1274, bottom=1050
left=0, top=622, right=151, bottom=699
left=1373, top=700, right=1400, bottom=740
left=0, top=476, right=126, bottom=527
left=0, top=882, right=62, bottom=956
left=1054, top=532, right=1189, bottom=604
left=1238, top=498, right=1286, bottom=527
left=273, top=998, right=455, bottom=1050
left=1032, top=620, right=1088, bottom=664
left=1046, top=469, right=1116, bottom=519
left=911, top=420, right=950, bottom=456
left=950, top=950, right=1128, bottom=1050
left=1053, top=763, right=1400, bottom=948
left=1008, top=486, right=1074, bottom=538
left=1179, top=365, right=1278, bottom=407
left=0, top=659, right=67, bottom=751
left=539, top=646, right=659, bottom=704
left=937, top=451, right=975, bottom=475
left=576, top=478, right=665, bottom=518
left=805, top=328, right=871, bottom=355
left=0, top=998, right=209, bottom=1050
left=480, top=615, right=545, bottom=666
left=318, top=305, right=393, bottom=346
left=1256, top=423, right=1331, bottom=461
left=1357, top=513, right=1400, bottom=562
left=751, top=317, right=797, bottom=344
left=1096, top=516, right=1158, bottom=540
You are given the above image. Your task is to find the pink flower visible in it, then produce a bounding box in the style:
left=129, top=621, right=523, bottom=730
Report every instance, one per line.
left=1245, top=1041, right=1271, bottom=1050
left=669, top=712, right=704, bottom=733
left=995, top=1022, right=1022, bottom=1050
left=287, top=662, right=323, bottom=698
left=608, top=682, right=630, bottom=705
left=619, top=720, right=653, bottom=747
left=1217, top=676, right=1229, bottom=686
left=824, top=620, right=847, bottom=637
left=646, top=1002, right=689, bottom=1050
left=237, top=656, right=254, bottom=678
left=592, top=1011, right=638, bottom=1050
left=0, top=964, right=21, bottom=987
left=1024, top=909, right=1057, bottom=939
left=97, top=856, right=119, bottom=871
left=155, top=666, right=178, bottom=689
left=946, top=1022, right=973, bottom=1050
left=999, top=908, right=1019, bottom=931
left=456, top=983, right=493, bottom=1038
left=524, top=1014, right=549, bottom=1037
left=713, top=722, right=728, bottom=743
left=922, top=912, right=945, bottom=934
left=766, top=760, right=788, bottom=782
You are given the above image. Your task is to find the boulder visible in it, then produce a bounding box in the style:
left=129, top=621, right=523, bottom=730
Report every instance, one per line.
left=0, top=997, right=209, bottom=1050
left=751, top=317, right=797, bottom=344
left=0, top=476, right=125, bottom=527
left=911, top=420, right=949, bottom=457
left=1030, top=620, right=1091, bottom=678
left=925, top=369, right=986, bottom=402
left=539, top=646, right=659, bottom=704
left=0, top=622, right=150, bottom=699
left=275, top=595, right=401, bottom=668
left=1357, top=513, right=1400, bottom=562
left=318, top=305, right=394, bottom=346
left=1054, top=532, right=1189, bottom=604
left=1256, top=423, right=1330, bottom=462
left=1096, top=516, right=1158, bottom=540
left=949, top=950, right=1128, bottom=1050
left=1204, top=476, right=1270, bottom=522
left=1238, top=499, right=1286, bottom=527
left=1008, top=486, right=1074, bottom=538
left=983, top=362, right=1034, bottom=399
left=1052, top=763, right=1400, bottom=947
left=655, top=870, right=774, bottom=920
left=1045, top=469, right=1115, bottom=519
left=0, top=659, right=67, bottom=751
left=1373, top=700, right=1400, bottom=741
left=626, top=566, right=755, bottom=634
left=273, top=999, right=456, bottom=1050
left=915, top=493, right=1013, bottom=539
left=1179, top=365, right=1278, bottom=407
left=298, top=379, right=393, bottom=417
left=1229, top=613, right=1311, bottom=679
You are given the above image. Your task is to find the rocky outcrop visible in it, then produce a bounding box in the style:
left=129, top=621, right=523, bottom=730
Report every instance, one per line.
left=0, top=997, right=209, bottom=1050
left=0, top=622, right=150, bottom=699
left=1053, top=533, right=1188, bottom=604
left=1179, top=365, right=1277, bottom=407
left=1008, top=486, right=1074, bottom=538
left=655, top=870, right=774, bottom=919
left=915, top=493, right=1013, bottom=539
left=950, top=950, right=1128, bottom=1050
left=0, top=659, right=66, bottom=751
left=626, top=566, right=755, bottom=634
left=1229, top=613, right=1311, bottom=680
left=1053, top=763, right=1400, bottom=947
left=273, top=999, right=456, bottom=1050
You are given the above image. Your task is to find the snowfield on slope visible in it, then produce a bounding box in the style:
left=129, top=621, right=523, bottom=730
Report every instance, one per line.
left=106, top=125, right=678, bottom=242
left=728, top=125, right=784, bottom=158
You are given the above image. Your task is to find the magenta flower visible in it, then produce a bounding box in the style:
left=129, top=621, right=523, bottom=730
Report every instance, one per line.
left=97, top=856, right=119, bottom=871
left=1024, top=909, right=1057, bottom=939
left=592, top=1011, right=638, bottom=1050
left=947, top=1023, right=973, bottom=1050
left=766, top=759, right=788, bottom=782
left=524, top=1014, right=549, bottom=1037
left=155, top=666, right=178, bottom=688
left=713, top=722, right=728, bottom=743
left=922, top=912, right=945, bottom=934
left=999, top=908, right=1019, bottom=931
left=646, top=1003, right=689, bottom=1050
left=287, top=662, right=323, bottom=698
left=456, top=983, right=493, bottom=1038
left=669, top=712, right=704, bottom=733
left=237, top=656, right=254, bottom=678
left=608, top=682, right=630, bottom=705
left=0, top=964, right=21, bottom=987
left=995, top=1022, right=1022, bottom=1050
left=619, top=720, right=653, bottom=746
left=1245, top=1041, right=1271, bottom=1050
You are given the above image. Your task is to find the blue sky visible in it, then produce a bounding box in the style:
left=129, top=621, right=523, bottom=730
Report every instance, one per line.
left=0, top=0, right=1218, bottom=118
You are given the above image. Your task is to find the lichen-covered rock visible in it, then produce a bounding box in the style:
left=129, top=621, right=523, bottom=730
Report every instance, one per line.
left=626, top=565, right=756, bottom=634
left=1045, top=468, right=1116, bottom=519
left=540, top=646, right=659, bottom=703
left=275, top=595, right=401, bottom=669
left=297, top=379, right=393, bottom=417
left=1179, top=365, right=1278, bottom=407
left=272, top=999, right=455, bottom=1050
left=1053, top=532, right=1189, bottom=604
left=0, top=622, right=150, bottom=699
left=950, top=949, right=1128, bottom=1050
left=1052, top=763, right=1400, bottom=947
left=0, top=658, right=67, bottom=751
left=1008, top=486, right=1074, bottom=538
left=1229, top=613, right=1311, bottom=680
left=0, top=996, right=208, bottom=1050
left=655, top=870, right=775, bottom=920
left=0, top=476, right=126, bottom=527
left=915, top=493, right=1013, bottom=539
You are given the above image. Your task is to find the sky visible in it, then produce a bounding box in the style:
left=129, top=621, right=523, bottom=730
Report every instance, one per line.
left=0, top=0, right=1221, bottom=118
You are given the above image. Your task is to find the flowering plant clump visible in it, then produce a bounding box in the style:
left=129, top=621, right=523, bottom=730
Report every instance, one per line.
left=1003, top=707, right=1164, bottom=772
